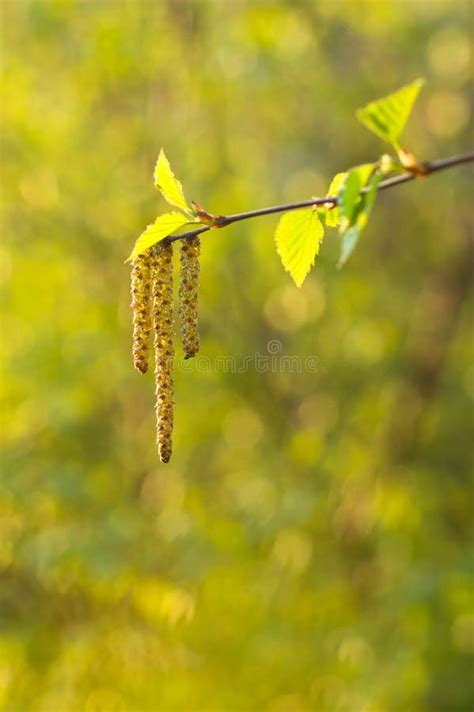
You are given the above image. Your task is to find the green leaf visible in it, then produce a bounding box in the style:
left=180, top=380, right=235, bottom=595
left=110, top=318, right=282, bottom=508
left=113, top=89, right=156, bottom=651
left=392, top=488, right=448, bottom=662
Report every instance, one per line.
left=338, top=171, right=381, bottom=268
left=127, top=212, right=191, bottom=261
left=154, top=149, right=190, bottom=213
left=324, top=172, right=347, bottom=228
left=275, top=208, right=324, bottom=287
left=338, top=225, right=360, bottom=268
left=356, top=78, right=424, bottom=148
left=339, top=163, right=374, bottom=228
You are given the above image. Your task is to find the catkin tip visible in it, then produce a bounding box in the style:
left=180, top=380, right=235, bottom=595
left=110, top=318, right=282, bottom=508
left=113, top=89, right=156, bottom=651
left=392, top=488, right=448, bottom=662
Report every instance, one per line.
left=159, top=446, right=172, bottom=464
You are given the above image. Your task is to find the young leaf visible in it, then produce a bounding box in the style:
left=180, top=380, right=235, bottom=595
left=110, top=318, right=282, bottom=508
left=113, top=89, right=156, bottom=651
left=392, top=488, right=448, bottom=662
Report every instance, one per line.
left=338, top=171, right=381, bottom=268
left=154, top=150, right=190, bottom=213
left=356, top=78, right=424, bottom=148
left=324, top=172, right=347, bottom=228
left=338, top=225, right=360, bottom=268
left=127, top=212, right=191, bottom=261
left=275, top=208, right=324, bottom=288
left=339, top=163, right=374, bottom=228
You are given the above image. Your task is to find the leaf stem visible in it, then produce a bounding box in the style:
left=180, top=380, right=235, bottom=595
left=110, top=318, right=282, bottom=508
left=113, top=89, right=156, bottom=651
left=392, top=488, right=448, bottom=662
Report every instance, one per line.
left=164, top=151, right=474, bottom=245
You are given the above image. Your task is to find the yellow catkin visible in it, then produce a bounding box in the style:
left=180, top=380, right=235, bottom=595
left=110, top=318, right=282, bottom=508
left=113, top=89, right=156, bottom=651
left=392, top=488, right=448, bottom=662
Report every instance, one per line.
left=130, top=250, right=153, bottom=374
left=179, top=236, right=201, bottom=359
left=152, top=242, right=175, bottom=463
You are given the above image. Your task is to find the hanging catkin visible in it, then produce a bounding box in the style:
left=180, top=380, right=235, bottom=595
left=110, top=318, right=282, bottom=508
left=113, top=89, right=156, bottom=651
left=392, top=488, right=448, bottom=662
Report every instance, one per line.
left=152, top=242, right=175, bottom=463
left=179, top=236, right=201, bottom=359
left=130, top=250, right=153, bottom=374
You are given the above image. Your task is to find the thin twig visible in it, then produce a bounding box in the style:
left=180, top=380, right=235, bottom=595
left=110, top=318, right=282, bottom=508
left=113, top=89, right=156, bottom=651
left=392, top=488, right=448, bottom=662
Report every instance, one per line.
left=164, top=151, right=474, bottom=245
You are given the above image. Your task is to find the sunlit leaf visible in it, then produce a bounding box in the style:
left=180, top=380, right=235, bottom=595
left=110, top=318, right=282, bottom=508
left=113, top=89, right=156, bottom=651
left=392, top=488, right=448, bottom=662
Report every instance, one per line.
left=154, top=149, right=190, bottom=212
left=324, top=172, right=347, bottom=227
left=127, top=212, right=191, bottom=261
left=356, top=78, right=424, bottom=148
left=275, top=208, right=324, bottom=287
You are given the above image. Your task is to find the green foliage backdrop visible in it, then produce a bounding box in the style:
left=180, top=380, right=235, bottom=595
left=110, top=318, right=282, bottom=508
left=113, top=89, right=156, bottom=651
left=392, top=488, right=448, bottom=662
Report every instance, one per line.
left=0, top=1, right=472, bottom=711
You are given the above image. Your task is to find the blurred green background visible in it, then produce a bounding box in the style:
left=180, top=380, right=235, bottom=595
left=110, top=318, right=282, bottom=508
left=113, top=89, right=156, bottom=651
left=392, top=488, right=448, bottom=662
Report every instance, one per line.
left=1, top=1, right=473, bottom=710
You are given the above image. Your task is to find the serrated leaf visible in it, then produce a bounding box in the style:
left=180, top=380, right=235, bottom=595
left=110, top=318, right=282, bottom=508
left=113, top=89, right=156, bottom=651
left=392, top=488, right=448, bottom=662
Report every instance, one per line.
left=338, top=171, right=381, bottom=268
left=324, top=172, right=347, bottom=228
left=275, top=208, right=324, bottom=287
left=339, top=163, right=374, bottom=227
left=127, top=212, right=191, bottom=261
left=154, top=150, right=190, bottom=212
left=356, top=78, right=424, bottom=148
